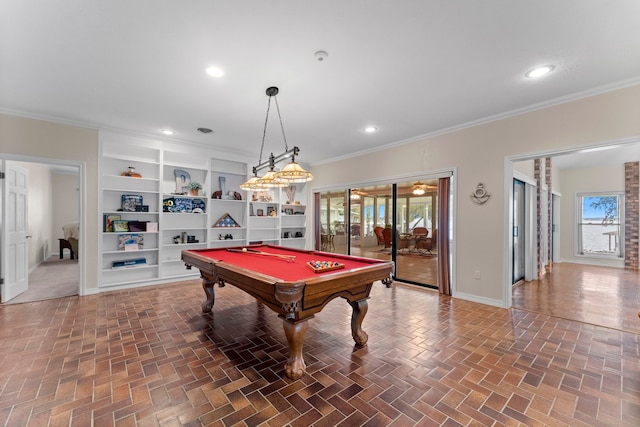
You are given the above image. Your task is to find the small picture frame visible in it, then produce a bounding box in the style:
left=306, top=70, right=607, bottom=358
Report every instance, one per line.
left=267, top=206, right=276, bottom=216
left=146, top=222, right=158, bottom=232
left=113, top=220, right=129, bottom=232
left=257, top=209, right=264, bottom=216
left=284, top=208, right=294, bottom=215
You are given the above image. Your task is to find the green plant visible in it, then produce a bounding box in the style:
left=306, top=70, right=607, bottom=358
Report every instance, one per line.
left=187, top=181, right=202, bottom=190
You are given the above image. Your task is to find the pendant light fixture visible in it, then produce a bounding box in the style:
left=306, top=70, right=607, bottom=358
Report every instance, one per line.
left=240, top=86, right=313, bottom=190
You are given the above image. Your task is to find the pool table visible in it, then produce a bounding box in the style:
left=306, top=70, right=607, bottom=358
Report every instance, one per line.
left=182, top=244, right=394, bottom=380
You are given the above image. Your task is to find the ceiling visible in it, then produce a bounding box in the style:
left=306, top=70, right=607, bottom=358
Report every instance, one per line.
left=1, top=1, right=639, bottom=169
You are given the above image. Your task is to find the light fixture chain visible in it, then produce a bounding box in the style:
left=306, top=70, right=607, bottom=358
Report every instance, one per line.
left=258, top=96, right=273, bottom=166
left=273, top=95, right=289, bottom=152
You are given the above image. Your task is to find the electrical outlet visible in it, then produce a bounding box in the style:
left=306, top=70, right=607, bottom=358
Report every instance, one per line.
left=473, top=270, right=481, bottom=280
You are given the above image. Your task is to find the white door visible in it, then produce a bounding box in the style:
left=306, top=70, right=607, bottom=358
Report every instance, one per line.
left=1, top=161, right=29, bottom=302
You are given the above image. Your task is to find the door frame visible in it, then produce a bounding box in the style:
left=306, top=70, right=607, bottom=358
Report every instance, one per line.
left=0, top=153, right=86, bottom=298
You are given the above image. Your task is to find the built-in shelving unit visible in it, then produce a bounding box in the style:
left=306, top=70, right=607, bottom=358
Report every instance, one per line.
left=160, top=149, right=210, bottom=279
left=100, top=137, right=161, bottom=287
left=209, top=159, right=249, bottom=249
left=99, top=132, right=310, bottom=289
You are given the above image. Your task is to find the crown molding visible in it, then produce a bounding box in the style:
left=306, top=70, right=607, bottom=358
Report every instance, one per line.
left=311, top=78, right=640, bottom=166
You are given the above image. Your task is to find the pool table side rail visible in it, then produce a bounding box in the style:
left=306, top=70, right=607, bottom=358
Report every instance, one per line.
left=182, top=249, right=393, bottom=319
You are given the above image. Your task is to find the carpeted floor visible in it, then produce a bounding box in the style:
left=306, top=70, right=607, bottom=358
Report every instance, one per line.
left=6, top=256, right=79, bottom=304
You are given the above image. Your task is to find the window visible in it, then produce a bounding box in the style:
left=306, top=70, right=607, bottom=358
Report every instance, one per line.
left=577, top=192, right=623, bottom=257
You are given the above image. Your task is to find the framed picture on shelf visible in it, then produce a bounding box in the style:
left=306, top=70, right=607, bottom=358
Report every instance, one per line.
left=113, top=220, right=129, bottom=232
left=257, top=209, right=264, bottom=216
left=283, top=208, right=294, bottom=215
left=267, top=206, right=276, bottom=216
left=146, top=222, right=158, bottom=232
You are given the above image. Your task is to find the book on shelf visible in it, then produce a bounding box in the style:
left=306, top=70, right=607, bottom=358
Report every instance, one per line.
left=118, top=234, right=144, bottom=251
left=103, top=214, right=121, bottom=232
left=112, top=258, right=147, bottom=268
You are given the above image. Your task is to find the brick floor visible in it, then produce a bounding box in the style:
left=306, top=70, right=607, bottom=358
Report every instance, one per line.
left=0, top=270, right=638, bottom=425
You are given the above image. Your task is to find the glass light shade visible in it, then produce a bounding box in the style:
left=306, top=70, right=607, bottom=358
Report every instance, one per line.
left=239, top=176, right=265, bottom=191
left=412, top=182, right=427, bottom=196
left=255, top=169, right=289, bottom=188
left=275, top=161, right=314, bottom=183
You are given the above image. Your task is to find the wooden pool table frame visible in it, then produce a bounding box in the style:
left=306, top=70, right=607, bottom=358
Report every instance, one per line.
left=182, top=245, right=393, bottom=380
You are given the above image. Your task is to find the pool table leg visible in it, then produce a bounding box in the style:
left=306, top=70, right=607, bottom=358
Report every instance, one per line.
left=350, top=298, right=369, bottom=346
left=201, top=276, right=217, bottom=313
left=283, top=318, right=309, bottom=380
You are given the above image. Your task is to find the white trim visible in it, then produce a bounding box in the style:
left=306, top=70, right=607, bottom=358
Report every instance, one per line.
left=505, top=136, right=640, bottom=163
left=513, top=170, right=536, bottom=187
left=558, top=257, right=625, bottom=268
left=310, top=169, right=454, bottom=195
left=503, top=160, right=514, bottom=308
left=453, top=292, right=504, bottom=309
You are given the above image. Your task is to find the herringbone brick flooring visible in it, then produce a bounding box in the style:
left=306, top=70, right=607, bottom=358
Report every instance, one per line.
left=0, top=277, right=638, bottom=426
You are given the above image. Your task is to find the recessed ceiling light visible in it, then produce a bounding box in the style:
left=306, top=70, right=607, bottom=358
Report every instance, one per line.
left=161, top=129, right=174, bottom=136
left=525, top=65, right=555, bottom=79
left=206, top=67, right=224, bottom=78
left=364, top=126, right=377, bottom=133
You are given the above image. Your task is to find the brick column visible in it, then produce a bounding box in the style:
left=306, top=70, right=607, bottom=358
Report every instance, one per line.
left=625, top=162, right=639, bottom=269
left=534, top=159, right=544, bottom=279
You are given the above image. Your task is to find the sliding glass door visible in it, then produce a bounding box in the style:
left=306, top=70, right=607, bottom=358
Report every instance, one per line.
left=317, top=180, right=441, bottom=289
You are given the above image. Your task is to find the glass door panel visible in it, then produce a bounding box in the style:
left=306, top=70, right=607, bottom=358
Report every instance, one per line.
left=513, top=179, right=525, bottom=283
left=393, top=180, right=438, bottom=287
left=319, top=191, right=347, bottom=254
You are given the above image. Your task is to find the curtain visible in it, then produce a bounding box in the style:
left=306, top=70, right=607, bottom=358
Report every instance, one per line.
left=313, top=192, right=321, bottom=250
left=437, top=177, right=451, bottom=295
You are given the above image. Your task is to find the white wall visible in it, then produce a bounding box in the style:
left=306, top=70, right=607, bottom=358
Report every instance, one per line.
left=51, top=172, right=80, bottom=254
left=0, top=114, right=98, bottom=292
left=309, top=85, right=640, bottom=307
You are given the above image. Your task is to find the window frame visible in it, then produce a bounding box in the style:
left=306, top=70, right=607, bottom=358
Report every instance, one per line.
left=575, top=191, right=624, bottom=258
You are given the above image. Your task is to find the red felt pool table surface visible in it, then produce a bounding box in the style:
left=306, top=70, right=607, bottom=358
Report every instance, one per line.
left=191, top=245, right=379, bottom=282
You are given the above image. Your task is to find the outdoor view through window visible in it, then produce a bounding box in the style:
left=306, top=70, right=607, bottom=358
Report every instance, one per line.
left=578, top=193, right=623, bottom=257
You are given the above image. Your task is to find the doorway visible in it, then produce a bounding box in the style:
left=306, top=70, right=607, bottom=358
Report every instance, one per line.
left=1, top=158, right=81, bottom=303
left=512, top=179, right=525, bottom=284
